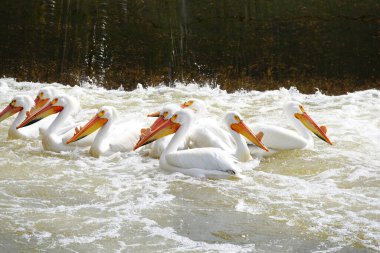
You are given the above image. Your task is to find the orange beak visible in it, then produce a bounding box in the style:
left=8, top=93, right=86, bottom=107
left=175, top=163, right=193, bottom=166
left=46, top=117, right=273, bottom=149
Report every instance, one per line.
left=181, top=100, right=193, bottom=108
left=0, top=104, right=22, bottom=123
left=295, top=110, right=332, bottom=145
left=147, top=111, right=160, bottom=117
left=231, top=121, right=269, bottom=152
left=149, top=115, right=168, bottom=132
left=17, top=102, right=63, bottom=129
left=134, top=118, right=180, bottom=150
left=29, top=96, right=50, bottom=115
left=135, top=115, right=167, bottom=149
left=66, top=115, right=108, bottom=144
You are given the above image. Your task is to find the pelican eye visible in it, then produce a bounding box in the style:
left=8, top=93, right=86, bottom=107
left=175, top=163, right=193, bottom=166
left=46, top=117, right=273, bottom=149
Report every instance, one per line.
left=39, top=92, right=44, bottom=98
left=234, top=115, right=241, bottom=122
left=51, top=98, right=58, bottom=105
left=163, top=112, right=168, bottom=118
left=171, top=114, right=178, bottom=122
left=184, top=100, right=194, bottom=107
left=10, top=100, right=16, bottom=107
left=97, top=110, right=105, bottom=117
left=299, top=105, right=305, bottom=113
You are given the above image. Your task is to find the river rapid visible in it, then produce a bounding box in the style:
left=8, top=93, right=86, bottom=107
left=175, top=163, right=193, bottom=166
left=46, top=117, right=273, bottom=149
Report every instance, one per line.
left=0, top=78, right=379, bottom=252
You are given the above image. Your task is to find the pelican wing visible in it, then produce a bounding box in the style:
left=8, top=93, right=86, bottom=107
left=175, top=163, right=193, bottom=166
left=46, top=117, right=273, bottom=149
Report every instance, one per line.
left=148, top=136, right=170, bottom=158
left=53, top=117, right=76, bottom=136
left=9, top=124, right=40, bottom=139
left=38, top=114, right=58, bottom=136
left=166, top=148, right=239, bottom=174
left=250, top=123, right=308, bottom=150
left=190, top=124, right=235, bottom=151
left=203, top=118, right=235, bottom=145
left=109, top=120, right=143, bottom=152
left=209, top=124, right=235, bottom=147
left=149, top=135, right=190, bottom=158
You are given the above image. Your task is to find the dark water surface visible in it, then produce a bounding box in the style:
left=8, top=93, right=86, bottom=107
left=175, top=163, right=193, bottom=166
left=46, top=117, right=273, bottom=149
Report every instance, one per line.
left=0, top=0, right=379, bottom=93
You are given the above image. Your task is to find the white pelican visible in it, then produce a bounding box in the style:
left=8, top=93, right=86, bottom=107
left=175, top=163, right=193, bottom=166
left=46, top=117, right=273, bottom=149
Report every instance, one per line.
left=144, top=103, right=190, bottom=158
left=0, top=95, right=43, bottom=139
left=66, top=106, right=142, bottom=157
left=134, top=109, right=241, bottom=179
left=249, top=101, right=332, bottom=151
left=17, top=95, right=93, bottom=152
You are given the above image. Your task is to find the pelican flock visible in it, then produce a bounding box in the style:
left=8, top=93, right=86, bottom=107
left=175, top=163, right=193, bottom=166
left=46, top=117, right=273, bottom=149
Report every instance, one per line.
left=0, top=86, right=59, bottom=139
left=17, top=94, right=94, bottom=152
left=0, top=85, right=333, bottom=179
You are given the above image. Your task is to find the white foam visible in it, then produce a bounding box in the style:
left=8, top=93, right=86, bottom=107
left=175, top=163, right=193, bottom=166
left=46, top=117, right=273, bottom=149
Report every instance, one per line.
left=0, top=78, right=379, bottom=252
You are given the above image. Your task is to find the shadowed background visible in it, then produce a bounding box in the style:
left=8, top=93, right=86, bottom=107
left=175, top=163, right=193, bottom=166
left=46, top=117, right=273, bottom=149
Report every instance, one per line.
left=0, top=0, right=379, bottom=93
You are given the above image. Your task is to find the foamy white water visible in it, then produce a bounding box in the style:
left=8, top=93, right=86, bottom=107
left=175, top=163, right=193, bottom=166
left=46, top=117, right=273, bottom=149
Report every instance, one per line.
left=0, top=78, right=379, bottom=252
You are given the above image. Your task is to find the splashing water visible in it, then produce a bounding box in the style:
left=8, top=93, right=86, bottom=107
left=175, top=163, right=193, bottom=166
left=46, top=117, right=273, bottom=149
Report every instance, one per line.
left=0, top=78, right=379, bottom=252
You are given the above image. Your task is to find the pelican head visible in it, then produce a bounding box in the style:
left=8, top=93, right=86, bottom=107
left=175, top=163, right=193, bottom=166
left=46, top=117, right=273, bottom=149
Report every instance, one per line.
left=147, top=104, right=181, bottom=131
left=0, top=95, right=34, bottom=123
left=181, top=98, right=207, bottom=114
left=284, top=101, right=332, bottom=145
left=134, top=109, right=191, bottom=150
left=225, top=112, right=269, bottom=152
left=17, top=95, right=75, bottom=129
left=30, top=86, right=58, bottom=115
left=66, top=106, right=116, bottom=144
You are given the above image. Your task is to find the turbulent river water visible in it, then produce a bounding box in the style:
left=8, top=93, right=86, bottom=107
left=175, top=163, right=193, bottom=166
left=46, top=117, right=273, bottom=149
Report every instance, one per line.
left=0, top=78, right=379, bottom=252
